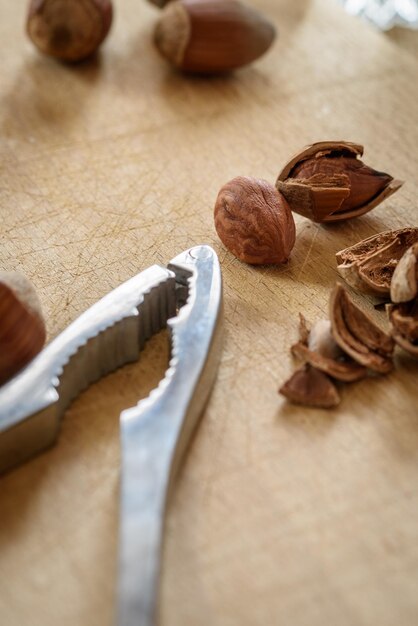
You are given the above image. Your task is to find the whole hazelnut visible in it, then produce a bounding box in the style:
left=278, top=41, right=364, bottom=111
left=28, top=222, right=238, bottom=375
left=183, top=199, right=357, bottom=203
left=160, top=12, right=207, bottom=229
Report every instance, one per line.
left=0, top=272, right=46, bottom=385
left=27, top=0, right=113, bottom=62
left=154, top=0, right=276, bottom=74
left=214, top=177, right=296, bottom=265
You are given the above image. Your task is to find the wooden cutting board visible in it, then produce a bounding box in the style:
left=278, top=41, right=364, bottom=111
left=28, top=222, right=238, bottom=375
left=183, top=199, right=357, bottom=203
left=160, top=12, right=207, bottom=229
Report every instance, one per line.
left=1, top=1, right=418, bottom=625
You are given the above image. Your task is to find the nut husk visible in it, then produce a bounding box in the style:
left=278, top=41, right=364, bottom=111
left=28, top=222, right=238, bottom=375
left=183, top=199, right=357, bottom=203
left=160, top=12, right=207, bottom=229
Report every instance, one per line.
left=279, top=364, right=340, bottom=409
left=276, top=141, right=402, bottom=223
left=0, top=272, right=46, bottom=385
left=291, top=316, right=367, bottom=382
left=154, top=0, right=276, bottom=74
left=330, top=284, right=394, bottom=373
left=390, top=242, right=418, bottom=303
left=214, top=177, right=296, bottom=265
left=27, top=0, right=113, bottom=62
left=336, top=228, right=418, bottom=297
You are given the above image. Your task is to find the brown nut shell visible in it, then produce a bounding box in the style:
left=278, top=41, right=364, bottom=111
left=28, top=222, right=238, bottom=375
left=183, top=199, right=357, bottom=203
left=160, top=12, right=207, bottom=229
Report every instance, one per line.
left=291, top=342, right=367, bottom=382
left=336, top=228, right=418, bottom=297
left=291, top=317, right=367, bottom=382
left=276, top=141, right=402, bottom=223
left=154, top=0, right=276, bottom=74
left=0, top=272, right=46, bottom=385
left=214, top=177, right=296, bottom=265
left=388, top=300, right=418, bottom=358
left=27, top=0, right=113, bottom=62
left=279, top=364, right=340, bottom=409
left=391, top=332, right=418, bottom=358
left=329, top=284, right=394, bottom=374
left=388, top=301, right=418, bottom=343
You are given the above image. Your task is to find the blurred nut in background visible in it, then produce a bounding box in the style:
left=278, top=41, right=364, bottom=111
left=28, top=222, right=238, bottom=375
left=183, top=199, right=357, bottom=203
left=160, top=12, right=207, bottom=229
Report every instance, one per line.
left=27, top=0, right=113, bottom=62
left=276, top=141, right=403, bottom=223
left=0, top=272, right=46, bottom=385
left=148, top=0, right=173, bottom=7
left=154, top=0, right=276, bottom=74
left=214, top=177, right=295, bottom=265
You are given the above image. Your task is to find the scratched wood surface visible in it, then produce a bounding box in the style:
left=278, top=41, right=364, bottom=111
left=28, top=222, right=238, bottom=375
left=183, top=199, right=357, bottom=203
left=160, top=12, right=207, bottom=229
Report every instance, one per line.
left=1, top=1, right=418, bottom=625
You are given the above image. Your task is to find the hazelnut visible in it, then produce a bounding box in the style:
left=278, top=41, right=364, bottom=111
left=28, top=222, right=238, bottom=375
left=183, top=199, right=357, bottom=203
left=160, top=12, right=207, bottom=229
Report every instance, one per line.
left=276, top=141, right=403, bottom=223
left=154, top=0, right=276, bottom=74
left=27, top=0, right=113, bottom=62
left=0, top=272, right=46, bottom=385
left=214, top=177, right=296, bottom=265
left=390, top=242, right=418, bottom=304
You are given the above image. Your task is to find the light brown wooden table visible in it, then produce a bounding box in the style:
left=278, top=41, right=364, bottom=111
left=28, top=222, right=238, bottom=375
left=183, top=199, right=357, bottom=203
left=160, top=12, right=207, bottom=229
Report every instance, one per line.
left=1, top=1, right=418, bottom=625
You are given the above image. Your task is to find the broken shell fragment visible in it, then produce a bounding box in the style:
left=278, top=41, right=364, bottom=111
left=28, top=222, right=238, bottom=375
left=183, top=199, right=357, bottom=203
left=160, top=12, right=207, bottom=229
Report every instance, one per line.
left=291, top=343, right=367, bottom=383
left=390, top=243, right=418, bottom=303
left=291, top=316, right=368, bottom=382
left=391, top=332, right=418, bottom=358
left=329, top=284, right=394, bottom=374
left=336, top=228, right=418, bottom=297
left=298, top=312, right=310, bottom=345
left=388, top=300, right=418, bottom=338
left=279, top=364, right=340, bottom=409
left=276, top=141, right=403, bottom=223
left=388, top=300, right=418, bottom=358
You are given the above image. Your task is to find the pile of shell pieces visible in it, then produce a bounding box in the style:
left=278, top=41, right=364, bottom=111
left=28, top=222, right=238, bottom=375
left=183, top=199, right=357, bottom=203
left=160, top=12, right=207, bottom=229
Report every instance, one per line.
left=280, top=228, right=418, bottom=408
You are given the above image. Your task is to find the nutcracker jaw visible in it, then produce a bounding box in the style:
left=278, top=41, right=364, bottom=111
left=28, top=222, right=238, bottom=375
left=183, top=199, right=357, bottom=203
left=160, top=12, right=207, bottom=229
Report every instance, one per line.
left=117, top=244, right=223, bottom=626
left=0, top=245, right=223, bottom=477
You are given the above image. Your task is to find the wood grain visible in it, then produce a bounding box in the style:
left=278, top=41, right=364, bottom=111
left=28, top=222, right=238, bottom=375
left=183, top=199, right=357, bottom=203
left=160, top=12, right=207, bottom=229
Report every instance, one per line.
left=1, top=1, right=418, bottom=625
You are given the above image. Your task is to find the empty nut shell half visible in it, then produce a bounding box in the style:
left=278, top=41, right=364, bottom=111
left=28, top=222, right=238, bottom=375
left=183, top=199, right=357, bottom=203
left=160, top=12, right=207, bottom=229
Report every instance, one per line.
left=27, top=0, right=113, bottom=62
left=276, top=141, right=402, bottom=223
left=336, top=228, right=418, bottom=297
left=154, top=0, right=276, bottom=74
left=0, top=272, right=46, bottom=385
left=214, top=177, right=296, bottom=265
left=329, top=284, right=394, bottom=374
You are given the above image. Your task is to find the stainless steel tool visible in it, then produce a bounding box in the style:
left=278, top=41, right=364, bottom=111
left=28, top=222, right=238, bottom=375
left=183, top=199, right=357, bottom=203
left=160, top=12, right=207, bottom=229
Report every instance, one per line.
left=0, top=245, right=223, bottom=626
